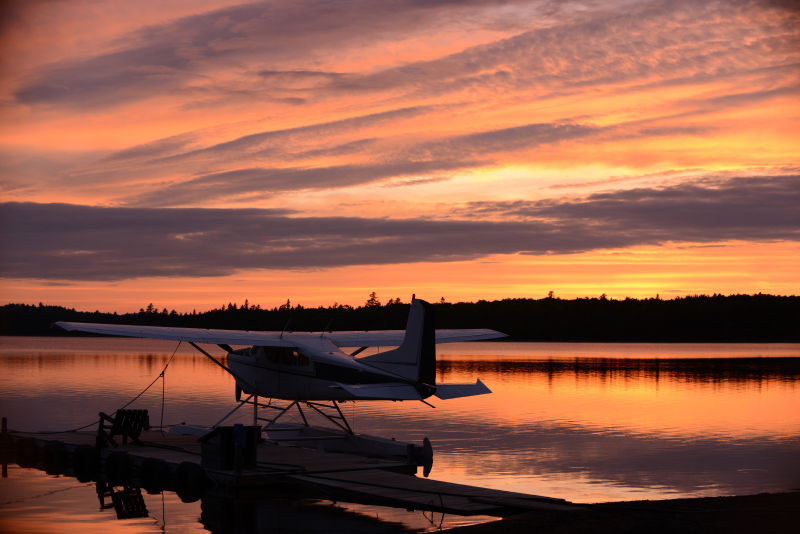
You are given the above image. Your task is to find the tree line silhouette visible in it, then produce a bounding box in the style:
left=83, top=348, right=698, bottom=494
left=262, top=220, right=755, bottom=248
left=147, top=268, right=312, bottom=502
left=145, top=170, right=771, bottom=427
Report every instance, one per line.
left=1, top=293, right=798, bottom=341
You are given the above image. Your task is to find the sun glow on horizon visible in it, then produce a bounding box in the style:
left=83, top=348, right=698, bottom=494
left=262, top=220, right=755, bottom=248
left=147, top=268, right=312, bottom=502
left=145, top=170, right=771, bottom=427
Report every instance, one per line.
left=2, top=240, right=796, bottom=314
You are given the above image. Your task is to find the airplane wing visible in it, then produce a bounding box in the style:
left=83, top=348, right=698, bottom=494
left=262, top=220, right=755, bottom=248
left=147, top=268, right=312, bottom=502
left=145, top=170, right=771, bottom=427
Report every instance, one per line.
left=324, top=328, right=506, bottom=347
left=55, top=322, right=297, bottom=347
left=56, top=322, right=505, bottom=348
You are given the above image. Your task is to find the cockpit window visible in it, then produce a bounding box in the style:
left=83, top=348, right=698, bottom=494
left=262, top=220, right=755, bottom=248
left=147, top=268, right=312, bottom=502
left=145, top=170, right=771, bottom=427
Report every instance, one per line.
left=253, top=346, right=310, bottom=367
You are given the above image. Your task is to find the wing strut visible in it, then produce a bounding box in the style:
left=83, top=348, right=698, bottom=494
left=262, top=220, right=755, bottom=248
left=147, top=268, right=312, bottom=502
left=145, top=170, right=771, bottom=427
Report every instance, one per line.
left=188, top=342, right=256, bottom=393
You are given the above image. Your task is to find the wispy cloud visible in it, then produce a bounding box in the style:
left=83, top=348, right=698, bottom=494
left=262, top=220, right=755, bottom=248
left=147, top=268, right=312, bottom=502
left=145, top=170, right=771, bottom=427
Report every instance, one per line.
left=10, top=0, right=520, bottom=109
left=13, top=0, right=798, bottom=112
left=114, top=120, right=599, bottom=205
left=120, top=160, right=478, bottom=206
left=147, top=105, right=437, bottom=165
left=4, top=0, right=797, bottom=206
left=323, top=0, right=800, bottom=100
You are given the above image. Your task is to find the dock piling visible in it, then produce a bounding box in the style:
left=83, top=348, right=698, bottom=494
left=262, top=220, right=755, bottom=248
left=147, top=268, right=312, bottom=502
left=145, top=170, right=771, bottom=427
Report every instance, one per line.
left=1, top=417, right=6, bottom=478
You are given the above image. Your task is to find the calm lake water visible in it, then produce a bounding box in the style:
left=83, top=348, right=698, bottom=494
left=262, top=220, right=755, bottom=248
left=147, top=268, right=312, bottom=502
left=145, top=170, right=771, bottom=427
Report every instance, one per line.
left=1, top=337, right=799, bottom=533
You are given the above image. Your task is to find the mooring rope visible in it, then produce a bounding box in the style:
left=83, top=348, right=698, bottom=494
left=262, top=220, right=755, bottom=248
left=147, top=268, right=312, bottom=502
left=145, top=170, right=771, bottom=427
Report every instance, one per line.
left=118, top=341, right=181, bottom=413
left=158, top=341, right=181, bottom=433
left=19, top=340, right=182, bottom=434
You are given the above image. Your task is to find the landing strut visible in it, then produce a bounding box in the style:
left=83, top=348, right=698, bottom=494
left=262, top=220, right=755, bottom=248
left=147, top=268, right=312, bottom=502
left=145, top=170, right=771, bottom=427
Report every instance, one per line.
left=213, top=395, right=354, bottom=435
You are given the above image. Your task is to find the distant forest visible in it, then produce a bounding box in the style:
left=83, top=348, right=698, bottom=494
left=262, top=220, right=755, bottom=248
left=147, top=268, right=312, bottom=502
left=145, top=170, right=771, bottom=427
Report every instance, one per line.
left=1, top=293, right=798, bottom=342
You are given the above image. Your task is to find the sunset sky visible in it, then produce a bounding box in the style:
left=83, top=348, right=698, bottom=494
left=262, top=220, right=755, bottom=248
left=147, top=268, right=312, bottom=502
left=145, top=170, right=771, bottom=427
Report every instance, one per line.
left=1, top=0, right=798, bottom=312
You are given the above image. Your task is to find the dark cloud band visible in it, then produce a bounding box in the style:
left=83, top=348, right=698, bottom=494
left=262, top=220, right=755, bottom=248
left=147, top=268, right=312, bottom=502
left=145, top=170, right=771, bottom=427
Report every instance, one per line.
left=1, top=175, right=797, bottom=281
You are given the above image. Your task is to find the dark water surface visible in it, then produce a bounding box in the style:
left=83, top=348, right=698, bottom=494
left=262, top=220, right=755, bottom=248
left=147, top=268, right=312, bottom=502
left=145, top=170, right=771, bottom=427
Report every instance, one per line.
left=1, top=338, right=799, bottom=532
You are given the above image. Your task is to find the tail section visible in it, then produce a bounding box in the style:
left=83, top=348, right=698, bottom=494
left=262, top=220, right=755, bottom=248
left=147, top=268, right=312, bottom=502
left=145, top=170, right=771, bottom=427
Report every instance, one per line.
left=360, top=298, right=493, bottom=399
left=361, top=298, right=436, bottom=384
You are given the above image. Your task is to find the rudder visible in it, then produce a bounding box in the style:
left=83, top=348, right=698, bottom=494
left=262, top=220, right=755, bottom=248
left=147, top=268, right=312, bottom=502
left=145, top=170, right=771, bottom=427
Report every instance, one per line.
left=360, top=298, right=436, bottom=384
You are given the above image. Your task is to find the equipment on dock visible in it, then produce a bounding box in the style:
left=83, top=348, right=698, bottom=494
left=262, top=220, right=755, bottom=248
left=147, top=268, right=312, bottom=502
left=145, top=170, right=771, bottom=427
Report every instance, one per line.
left=96, top=409, right=150, bottom=448
left=200, top=424, right=260, bottom=471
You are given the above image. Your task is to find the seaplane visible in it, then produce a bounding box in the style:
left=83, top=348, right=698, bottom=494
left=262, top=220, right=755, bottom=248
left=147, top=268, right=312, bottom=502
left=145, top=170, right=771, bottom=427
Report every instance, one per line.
left=56, top=298, right=505, bottom=473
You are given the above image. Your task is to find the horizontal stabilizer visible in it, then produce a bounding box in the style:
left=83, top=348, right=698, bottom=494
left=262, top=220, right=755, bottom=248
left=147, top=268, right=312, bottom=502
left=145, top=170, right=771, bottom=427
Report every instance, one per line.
left=335, top=382, right=423, bottom=400
left=434, top=379, right=491, bottom=400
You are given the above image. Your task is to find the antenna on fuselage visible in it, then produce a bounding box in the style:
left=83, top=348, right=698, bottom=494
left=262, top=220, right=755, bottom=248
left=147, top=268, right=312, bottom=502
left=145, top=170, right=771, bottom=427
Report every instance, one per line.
left=279, top=298, right=292, bottom=339
left=280, top=316, right=291, bottom=339
left=321, top=317, right=334, bottom=337
left=280, top=307, right=293, bottom=339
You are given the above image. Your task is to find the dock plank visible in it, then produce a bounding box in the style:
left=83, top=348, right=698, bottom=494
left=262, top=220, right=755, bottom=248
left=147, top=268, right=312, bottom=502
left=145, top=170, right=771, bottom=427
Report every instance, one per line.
left=290, top=471, right=498, bottom=514
left=291, top=470, right=581, bottom=515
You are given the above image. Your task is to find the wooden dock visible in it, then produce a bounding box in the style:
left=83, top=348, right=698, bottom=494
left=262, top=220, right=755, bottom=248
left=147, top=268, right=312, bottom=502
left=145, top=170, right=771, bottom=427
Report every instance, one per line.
left=2, top=428, right=582, bottom=517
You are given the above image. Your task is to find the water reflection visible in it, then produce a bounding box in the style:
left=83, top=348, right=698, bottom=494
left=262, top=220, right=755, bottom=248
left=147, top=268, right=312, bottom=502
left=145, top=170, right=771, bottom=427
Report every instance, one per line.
left=201, top=492, right=412, bottom=533
left=1, top=337, right=799, bottom=507
left=0, top=453, right=464, bottom=533
left=97, top=481, right=149, bottom=519
left=439, top=357, right=800, bottom=384
left=426, top=416, right=800, bottom=495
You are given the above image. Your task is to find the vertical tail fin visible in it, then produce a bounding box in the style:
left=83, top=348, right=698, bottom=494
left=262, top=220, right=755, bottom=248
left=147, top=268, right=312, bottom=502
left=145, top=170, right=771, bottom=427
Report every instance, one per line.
left=360, top=298, right=436, bottom=384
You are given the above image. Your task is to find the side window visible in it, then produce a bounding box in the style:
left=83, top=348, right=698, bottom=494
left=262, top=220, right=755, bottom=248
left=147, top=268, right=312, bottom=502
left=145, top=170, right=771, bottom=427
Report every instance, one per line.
left=265, top=347, right=280, bottom=364
left=260, top=346, right=309, bottom=367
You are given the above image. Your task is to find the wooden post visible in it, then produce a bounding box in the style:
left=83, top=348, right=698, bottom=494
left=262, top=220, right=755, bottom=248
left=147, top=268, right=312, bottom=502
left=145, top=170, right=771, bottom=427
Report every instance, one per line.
left=253, top=395, right=258, bottom=426
left=234, top=434, right=242, bottom=475
left=1, top=416, right=6, bottom=478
